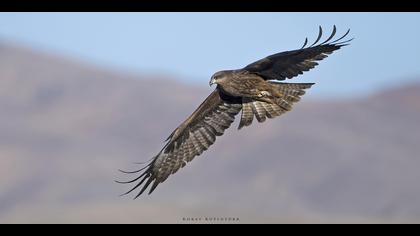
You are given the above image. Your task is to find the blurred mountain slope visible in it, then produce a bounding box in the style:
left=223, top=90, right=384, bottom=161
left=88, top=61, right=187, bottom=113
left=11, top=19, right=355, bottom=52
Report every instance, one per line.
left=0, top=42, right=420, bottom=223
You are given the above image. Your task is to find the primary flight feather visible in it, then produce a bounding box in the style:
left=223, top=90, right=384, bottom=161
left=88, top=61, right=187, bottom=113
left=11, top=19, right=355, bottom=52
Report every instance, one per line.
left=117, top=25, right=352, bottom=198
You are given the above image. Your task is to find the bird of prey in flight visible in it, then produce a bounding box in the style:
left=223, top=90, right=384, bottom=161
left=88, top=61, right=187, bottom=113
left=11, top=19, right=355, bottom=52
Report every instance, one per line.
left=117, top=25, right=352, bottom=198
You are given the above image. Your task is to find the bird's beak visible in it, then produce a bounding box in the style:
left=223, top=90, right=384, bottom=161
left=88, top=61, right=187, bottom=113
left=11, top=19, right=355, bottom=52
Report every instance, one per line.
left=209, top=78, right=216, bottom=87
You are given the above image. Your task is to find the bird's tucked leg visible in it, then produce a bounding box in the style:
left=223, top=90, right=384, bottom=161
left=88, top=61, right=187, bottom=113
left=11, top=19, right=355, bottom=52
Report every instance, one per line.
left=254, top=91, right=275, bottom=104
left=254, top=90, right=276, bottom=104
left=257, top=90, right=271, bottom=98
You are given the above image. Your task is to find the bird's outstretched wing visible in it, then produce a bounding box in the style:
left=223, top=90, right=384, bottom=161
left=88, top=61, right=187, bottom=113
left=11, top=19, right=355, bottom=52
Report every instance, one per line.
left=243, top=25, right=353, bottom=81
left=117, top=89, right=242, bottom=198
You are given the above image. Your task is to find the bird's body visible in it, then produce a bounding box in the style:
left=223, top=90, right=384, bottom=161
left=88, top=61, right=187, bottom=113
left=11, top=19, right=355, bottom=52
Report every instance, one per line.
left=117, top=26, right=353, bottom=198
left=215, top=70, right=273, bottom=98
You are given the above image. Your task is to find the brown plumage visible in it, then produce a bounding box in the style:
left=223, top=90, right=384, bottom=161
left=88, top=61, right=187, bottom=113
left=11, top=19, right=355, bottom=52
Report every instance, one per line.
left=117, top=25, right=352, bottom=198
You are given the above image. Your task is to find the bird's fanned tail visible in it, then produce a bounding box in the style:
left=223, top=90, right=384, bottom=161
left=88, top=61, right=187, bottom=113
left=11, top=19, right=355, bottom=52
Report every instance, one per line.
left=238, top=82, right=314, bottom=129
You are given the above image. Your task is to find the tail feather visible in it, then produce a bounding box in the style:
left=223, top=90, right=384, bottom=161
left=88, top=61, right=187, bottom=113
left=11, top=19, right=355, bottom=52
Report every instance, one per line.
left=238, top=98, right=254, bottom=129
left=251, top=100, right=267, bottom=123
left=238, top=82, right=314, bottom=129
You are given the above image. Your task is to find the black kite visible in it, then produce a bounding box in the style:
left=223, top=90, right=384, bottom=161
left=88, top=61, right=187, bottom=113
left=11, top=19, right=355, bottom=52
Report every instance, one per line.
left=117, top=26, right=352, bottom=198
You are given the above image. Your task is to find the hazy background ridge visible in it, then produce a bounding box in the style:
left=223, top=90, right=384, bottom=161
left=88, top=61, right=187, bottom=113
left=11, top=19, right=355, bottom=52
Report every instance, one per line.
left=1, top=40, right=420, bottom=223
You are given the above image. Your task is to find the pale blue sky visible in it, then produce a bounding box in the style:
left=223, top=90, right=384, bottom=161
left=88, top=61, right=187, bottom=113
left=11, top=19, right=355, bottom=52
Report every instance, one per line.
left=1, top=13, right=420, bottom=97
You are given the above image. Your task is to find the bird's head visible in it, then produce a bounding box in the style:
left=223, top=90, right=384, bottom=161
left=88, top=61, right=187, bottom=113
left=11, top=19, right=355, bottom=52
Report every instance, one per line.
left=209, top=70, right=229, bottom=87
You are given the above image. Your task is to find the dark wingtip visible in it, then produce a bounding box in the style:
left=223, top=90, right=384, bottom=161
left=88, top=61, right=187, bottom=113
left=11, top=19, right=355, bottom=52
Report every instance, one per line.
left=118, top=149, right=163, bottom=199
left=119, top=187, right=134, bottom=197
left=309, top=26, right=323, bottom=47
left=301, top=26, right=352, bottom=49
left=118, top=162, right=152, bottom=174
left=115, top=180, right=132, bottom=184
left=330, top=28, right=351, bottom=44
left=148, top=181, right=159, bottom=195
left=118, top=169, right=141, bottom=174
left=115, top=177, right=141, bottom=184
left=335, top=37, right=355, bottom=48
left=300, top=37, right=308, bottom=49
left=134, top=177, right=154, bottom=199
left=320, top=25, right=337, bottom=45
left=340, top=37, right=355, bottom=44
left=119, top=173, right=151, bottom=198
left=119, top=192, right=130, bottom=197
